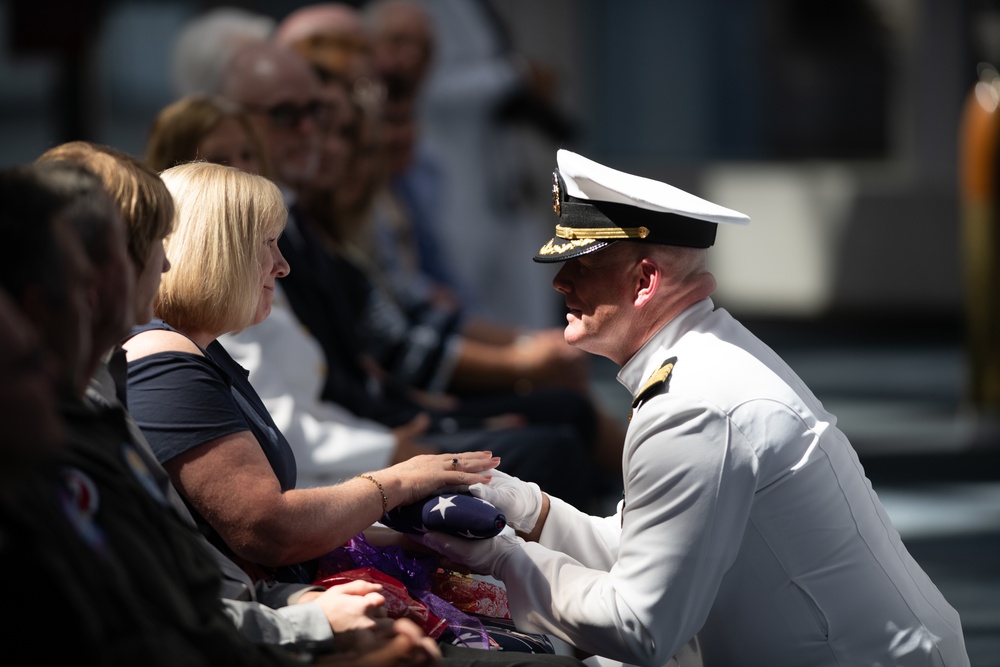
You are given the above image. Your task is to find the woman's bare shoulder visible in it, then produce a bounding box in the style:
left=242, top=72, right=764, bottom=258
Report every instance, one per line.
left=123, top=328, right=204, bottom=361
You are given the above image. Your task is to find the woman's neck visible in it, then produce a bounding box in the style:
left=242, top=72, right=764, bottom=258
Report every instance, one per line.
left=176, top=327, right=220, bottom=350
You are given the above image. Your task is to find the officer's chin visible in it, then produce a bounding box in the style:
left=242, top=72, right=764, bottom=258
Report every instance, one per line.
left=562, top=322, right=586, bottom=348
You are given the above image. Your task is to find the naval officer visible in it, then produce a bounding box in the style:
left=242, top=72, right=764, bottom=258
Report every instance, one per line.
left=418, top=149, right=969, bottom=667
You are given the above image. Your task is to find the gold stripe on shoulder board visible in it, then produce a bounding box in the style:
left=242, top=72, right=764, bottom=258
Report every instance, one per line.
left=628, top=357, right=677, bottom=421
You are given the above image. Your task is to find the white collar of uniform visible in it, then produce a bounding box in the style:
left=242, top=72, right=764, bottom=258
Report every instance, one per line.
left=617, top=297, right=715, bottom=396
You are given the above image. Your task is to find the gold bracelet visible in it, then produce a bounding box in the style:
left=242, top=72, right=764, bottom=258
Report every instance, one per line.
left=356, top=474, right=388, bottom=515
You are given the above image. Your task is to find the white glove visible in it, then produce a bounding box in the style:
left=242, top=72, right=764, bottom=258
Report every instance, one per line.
left=415, top=531, right=521, bottom=577
left=468, top=469, right=542, bottom=533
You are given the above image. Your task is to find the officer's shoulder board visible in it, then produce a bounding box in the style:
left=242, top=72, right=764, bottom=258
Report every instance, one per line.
left=629, top=357, right=677, bottom=421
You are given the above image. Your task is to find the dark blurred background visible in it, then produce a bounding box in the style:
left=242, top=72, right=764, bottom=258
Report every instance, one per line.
left=0, top=0, right=981, bottom=320
left=3, top=0, right=999, bottom=663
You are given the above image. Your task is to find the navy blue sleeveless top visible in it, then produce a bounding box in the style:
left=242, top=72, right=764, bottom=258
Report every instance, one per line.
left=124, top=319, right=296, bottom=491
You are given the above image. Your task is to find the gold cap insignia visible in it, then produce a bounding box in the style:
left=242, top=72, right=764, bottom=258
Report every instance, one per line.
left=538, top=236, right=596, bottom=256
left=551, top=170, right=561, bottom=217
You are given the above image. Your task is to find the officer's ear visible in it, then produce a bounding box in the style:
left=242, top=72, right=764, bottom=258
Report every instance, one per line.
left=634, top=257, right=660, bottom=307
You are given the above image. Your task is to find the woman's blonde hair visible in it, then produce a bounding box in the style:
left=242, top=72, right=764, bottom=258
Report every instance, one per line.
left=157, top=162, right=286, bottom=334
left=35, top=141, right=175, bottom=272
left=145, top=94, right=272, bottom=177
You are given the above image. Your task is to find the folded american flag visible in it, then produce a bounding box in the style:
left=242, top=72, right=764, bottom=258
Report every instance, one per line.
left=382, top=492, right=507, bottom=539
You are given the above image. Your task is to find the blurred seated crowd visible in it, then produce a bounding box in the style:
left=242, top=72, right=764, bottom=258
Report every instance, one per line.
left=0, top=1, right=617, bottom=664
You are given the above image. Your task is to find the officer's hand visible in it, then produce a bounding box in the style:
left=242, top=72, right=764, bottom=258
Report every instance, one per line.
left=415, top=531, right=520, bottom=577
left=469, top=469, right=542, bottom=533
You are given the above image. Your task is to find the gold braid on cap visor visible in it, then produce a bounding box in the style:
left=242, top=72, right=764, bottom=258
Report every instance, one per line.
left=554, top=224, right=650, bottom=240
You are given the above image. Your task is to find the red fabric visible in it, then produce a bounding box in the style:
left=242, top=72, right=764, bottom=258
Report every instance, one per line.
left=315, top=566, right=449, bottom=639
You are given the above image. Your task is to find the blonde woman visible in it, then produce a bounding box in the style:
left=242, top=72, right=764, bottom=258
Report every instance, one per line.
left=122, top=162, right=498, bottom=584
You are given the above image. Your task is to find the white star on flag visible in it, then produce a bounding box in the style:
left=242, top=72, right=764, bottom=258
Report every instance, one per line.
left=430, top=494, right=458, bottom=519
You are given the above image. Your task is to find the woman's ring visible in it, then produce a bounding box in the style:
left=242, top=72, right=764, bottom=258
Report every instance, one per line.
left=451, top=458, right=459, bottom=470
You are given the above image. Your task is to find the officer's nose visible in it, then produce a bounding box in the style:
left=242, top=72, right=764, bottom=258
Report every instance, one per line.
left=552, top=262, right=573, bottom=294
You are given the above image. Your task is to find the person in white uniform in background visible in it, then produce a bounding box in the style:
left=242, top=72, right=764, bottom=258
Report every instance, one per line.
left=418, top=149, right=970, bottom=667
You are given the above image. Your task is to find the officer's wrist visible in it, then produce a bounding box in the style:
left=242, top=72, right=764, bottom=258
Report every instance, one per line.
left=491, top=533, right=523, bottom=579
left=516, top=492, right=550, bottom=542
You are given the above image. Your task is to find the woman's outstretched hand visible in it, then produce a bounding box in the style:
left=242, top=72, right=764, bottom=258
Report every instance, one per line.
left=377, top=451, right=500, bottom=509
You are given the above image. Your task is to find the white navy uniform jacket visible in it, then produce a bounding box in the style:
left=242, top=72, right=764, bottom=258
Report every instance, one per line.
left=495, top=299, right=968, bottom=667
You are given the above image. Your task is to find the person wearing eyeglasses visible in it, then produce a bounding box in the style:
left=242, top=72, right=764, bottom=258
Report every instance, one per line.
left=216, top=39, right=612, bottom=508
left=223, top=42, right=330, bottom=191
